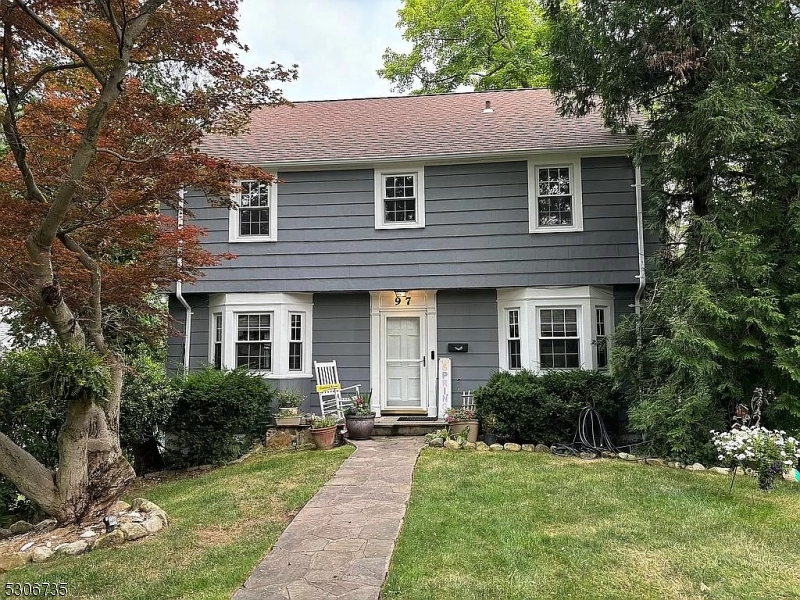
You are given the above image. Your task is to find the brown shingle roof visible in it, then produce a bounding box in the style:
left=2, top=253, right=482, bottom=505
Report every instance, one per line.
left=201, top=89, right=628, bottom=166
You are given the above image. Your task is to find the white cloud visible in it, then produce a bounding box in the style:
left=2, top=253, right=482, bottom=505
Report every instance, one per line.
left=237, top=0, right=410, bottom=101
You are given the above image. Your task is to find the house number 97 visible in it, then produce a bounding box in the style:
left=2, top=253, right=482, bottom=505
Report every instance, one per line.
left=395, top=297, right=411, bottom=305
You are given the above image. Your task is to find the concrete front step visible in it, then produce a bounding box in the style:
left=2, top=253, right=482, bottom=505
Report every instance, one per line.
left=372, top=418, right=446, bottom=437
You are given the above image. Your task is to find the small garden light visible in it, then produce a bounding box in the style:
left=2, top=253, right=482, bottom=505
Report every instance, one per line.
left=103, top=515, right=118, bottom=533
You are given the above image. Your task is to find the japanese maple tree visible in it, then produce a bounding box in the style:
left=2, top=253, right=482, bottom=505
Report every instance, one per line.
left=0, top=0, right=294, bottom=523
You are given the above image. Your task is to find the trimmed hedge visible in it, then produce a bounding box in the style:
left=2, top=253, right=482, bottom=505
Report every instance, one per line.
left=474, top=370, right=627, bottom=445
left=165, top=368, right=274, bottom=467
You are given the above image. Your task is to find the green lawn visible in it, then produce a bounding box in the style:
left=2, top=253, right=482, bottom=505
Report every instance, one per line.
left=6, top=446, right=353, bottom=600
left=385, top=450, right=800, bottom=600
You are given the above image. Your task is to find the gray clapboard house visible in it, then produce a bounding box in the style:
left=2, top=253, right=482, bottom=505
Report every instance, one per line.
left=167, top=89, right=649, bottom=417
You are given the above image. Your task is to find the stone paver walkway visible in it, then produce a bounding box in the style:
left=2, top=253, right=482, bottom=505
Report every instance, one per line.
left=232, top=437, right=425, bottom=600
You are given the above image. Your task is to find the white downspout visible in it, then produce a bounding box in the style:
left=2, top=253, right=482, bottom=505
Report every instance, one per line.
left=633, top=164, right=646, bottom=318
left=176, top=190, right=192, bottom=372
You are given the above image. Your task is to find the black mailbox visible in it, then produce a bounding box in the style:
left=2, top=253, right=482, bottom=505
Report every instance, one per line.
left=447, top=343, right=469, bottom=353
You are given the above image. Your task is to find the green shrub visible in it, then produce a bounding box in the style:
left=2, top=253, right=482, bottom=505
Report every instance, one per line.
left=121, top=353, right=177, bottom=473
left=165, top=368, right=274, bottom=467
left=474, top=370, right=627, bottom=445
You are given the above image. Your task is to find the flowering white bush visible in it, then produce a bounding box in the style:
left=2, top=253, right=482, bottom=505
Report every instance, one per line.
left=712, top=426, right=800, bottom=490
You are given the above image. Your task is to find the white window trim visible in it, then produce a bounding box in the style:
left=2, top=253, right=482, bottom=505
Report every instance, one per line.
left=374, top=166, right=426, bottom=230
left=497, top=286, right=614, bottom=372
left=208, top=293, right=313, bottom=378
left=528, top=156, right=583, bottom=233
left=228, top=178, right=278, bottom=242
left=593, top=305, right=611, bottom=370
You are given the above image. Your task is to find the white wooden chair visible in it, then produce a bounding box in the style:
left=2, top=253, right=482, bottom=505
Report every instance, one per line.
left=313, top=360, right=361, bottom=420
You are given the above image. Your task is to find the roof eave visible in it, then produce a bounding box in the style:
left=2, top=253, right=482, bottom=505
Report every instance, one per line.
left=240, top=143, right=632, bottom=171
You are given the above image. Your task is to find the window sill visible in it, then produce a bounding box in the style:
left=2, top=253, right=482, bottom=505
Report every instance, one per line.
left=229, top=236, right=278, bottom=243
left=375, top=222, right=425, bottom=230
left=529, top=225, right=583, bottom=234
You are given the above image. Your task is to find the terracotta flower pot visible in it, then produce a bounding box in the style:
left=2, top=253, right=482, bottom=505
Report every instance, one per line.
left=449, top=420, right=479, bottom=443
left=310, top=425, right=338, bottom=450
left=345, top=414, right=376, bottom=440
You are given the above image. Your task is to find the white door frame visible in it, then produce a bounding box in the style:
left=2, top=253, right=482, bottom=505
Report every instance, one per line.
left=370, top=290, right=437, bottom=417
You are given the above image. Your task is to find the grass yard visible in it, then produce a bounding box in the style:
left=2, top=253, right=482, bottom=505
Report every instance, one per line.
left=385, top=450, right=800, bottom=600
left=5, top=446, right=353, bottom=600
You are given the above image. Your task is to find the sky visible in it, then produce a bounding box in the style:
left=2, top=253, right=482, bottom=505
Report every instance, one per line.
left=237, top=0, right=410, bottom=102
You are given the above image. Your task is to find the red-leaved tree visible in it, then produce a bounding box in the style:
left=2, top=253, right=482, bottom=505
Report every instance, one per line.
left=0, top=0, right=294, bottom=523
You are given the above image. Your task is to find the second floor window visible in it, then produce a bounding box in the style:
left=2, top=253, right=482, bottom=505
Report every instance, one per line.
left=374, top=167, right=425, bottom=229
left=229, top=178, right=278, bottom=242
left=528, top=157, right=583, bottom=233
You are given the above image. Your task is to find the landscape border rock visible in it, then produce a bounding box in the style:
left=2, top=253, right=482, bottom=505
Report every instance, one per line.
left=0, top=498, right=168, bottom=572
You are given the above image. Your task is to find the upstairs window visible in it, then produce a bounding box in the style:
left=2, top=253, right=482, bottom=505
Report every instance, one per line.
left=229, top=179, right=278, bottom=242
left=528, top=158, right=583, bottom=233
left=374, top=167, right=425, bottom=229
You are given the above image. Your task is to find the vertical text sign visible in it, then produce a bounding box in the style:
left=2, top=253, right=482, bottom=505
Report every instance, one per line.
left=438, top=357, right=452, bottom=419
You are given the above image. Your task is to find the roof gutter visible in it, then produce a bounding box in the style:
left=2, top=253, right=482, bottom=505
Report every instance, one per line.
left=176, top=190, right=192, bottom=372
left=237, top=144, right=632, bottom=172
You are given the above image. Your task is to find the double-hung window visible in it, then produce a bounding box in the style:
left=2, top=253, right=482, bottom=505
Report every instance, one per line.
left=229, top=179, right=278, bottom=242
left=539, top=308, right=580, bottom=369
left=507, top=308, right=522, bottom=370
left=374, top=167, right=425, bottom=229
left=288, top=312, right=304, bottom=372
left=236, top=313, right=272, bottom=371
left=213, top=313, right=223, bottom=369
left=595, top=307, right=608, bottom=369
left=528, top=158, right=583, bottom=233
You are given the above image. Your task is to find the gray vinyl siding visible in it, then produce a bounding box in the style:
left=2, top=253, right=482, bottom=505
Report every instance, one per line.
left=311, top=293, right=371, bottom=414
left=436, top=290, right=499, bottom=403
left=167, top=295, right=209, bottom=374
left=182, top=157, right=642, bottom=293
left=612, top=284, right=638, bottom=327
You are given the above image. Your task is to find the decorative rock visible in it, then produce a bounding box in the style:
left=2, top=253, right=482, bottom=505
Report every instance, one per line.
left=601, top=451, right=617, bottom=459
left=32, top=547, right=54, bottom=563
left=265, top=430, right=294, bottom=450
left=443, top=439, right=461, bottom=450
left=521, top=444, right=535, bottom=452
left=19, top=542, right=34, bottom=552
left=8, top=520, right=34, bottom=535
left=429, top=438, right=444, bottom=448
left=128, top=511, right=145, bottom=523
left=504, top=443, right=521, bottom=452
left=534, top=443, right=550, bottom=453
left=489, top=443, right=504, bottom=451
left=93, top=529, right=126, bottom=549
left=710, top=466, right=730, bottom=475
left=55, top=540, right=88, bottom=556
left=34, top=519, right=58, bottom=533
left=0, top=528, right=12, bottom=540
left=120, top=522, right=148, bottom=541
left=645, top=458, right=666, bottom=466
left=475, top=441, right=490, bottom=452
left=80, top=530, right=98, bottom=538
left=686, top=463, right=706, bottom=471
left=115, top=500, right=132, bottom=512
left=463, top=442, right=476, bottom=450
left=0, top=553, right=29, bottom=572
left=142, top=516, right=164, bottom=534
left=618, top=452, right=634, bottom=460
left=580, top=452, right=596, bottom=460
left=131, top=499, right=169, bottom=526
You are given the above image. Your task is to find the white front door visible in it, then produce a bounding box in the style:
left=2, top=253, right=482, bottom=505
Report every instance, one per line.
left=385, top=316, right=424, bottom=409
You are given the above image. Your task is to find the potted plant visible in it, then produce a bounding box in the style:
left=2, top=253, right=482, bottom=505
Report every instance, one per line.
left=344, top=392, right=375, bottom=440
left=309, top=415, right=339, bottom=450
left=445, top=407, right=479, bottom=443
left=275, top=388, right=304, bottom=426
left=482, top=413, right=499, bottom=445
